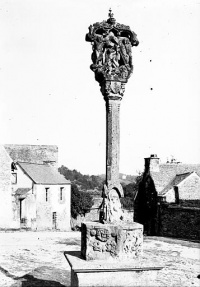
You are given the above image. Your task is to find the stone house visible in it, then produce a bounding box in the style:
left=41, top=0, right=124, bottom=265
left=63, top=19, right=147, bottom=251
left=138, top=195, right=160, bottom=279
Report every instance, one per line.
left=0, top=144, right=71, bottom=231
left=144, top=154, right=200, bottom=203
left=134, top=154, right=200, bottom=235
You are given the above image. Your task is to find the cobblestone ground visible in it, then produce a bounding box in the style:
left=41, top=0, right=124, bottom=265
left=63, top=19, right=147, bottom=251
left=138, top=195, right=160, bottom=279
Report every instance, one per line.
left=0, top=231, right=199, bottom=286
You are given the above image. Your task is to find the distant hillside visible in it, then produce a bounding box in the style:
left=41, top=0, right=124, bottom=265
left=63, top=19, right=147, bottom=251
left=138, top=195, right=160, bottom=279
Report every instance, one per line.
left=119, top=174, right=137, bottom=186
left=58, top=165, right=138, bottom=192
left=58, top=165, right=104, bottom=191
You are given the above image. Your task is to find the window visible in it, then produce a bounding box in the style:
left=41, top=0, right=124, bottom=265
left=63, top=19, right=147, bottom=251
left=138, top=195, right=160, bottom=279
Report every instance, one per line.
left=11, top=173, right=17, bottom=184
left=60, top=187, right=64, bottom=201
left=45, top=188, right=49, bottom=202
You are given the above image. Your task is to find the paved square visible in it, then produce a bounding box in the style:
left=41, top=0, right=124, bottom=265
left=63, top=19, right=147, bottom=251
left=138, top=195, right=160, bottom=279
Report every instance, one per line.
left=0, top=231, right=199, bottom=286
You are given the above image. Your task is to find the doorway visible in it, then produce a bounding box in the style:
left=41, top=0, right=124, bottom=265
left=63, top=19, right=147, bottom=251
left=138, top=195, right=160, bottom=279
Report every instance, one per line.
left=52, top=212, right=57, bottom=229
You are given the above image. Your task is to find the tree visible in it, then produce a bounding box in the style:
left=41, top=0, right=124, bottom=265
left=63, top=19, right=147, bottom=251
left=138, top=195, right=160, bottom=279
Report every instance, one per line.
left=71, top=184, right=94, bottom=219
left=58, top=165, right=104, bottom=191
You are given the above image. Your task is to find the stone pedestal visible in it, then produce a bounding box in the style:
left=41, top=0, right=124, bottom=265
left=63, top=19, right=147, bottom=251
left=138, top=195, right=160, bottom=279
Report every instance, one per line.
left=81, top=222, right=143, bottom=260
left=64, top=251, right=164, bottom=287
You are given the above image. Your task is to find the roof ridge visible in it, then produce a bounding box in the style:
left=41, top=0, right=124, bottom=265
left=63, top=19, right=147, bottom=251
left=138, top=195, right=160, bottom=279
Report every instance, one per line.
left=176, top=172, right=193, bottom=176
left=17, top=161, right=52, bottom=166
left=4, top=144, right=57, bottom=147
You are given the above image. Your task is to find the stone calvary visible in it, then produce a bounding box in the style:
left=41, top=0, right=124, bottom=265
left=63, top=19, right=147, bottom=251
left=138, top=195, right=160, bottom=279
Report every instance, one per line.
left=65, top=11, right=164, bottom=287
left=81, top=9, right=143, bottom=261
left=85, top=9, right=139, bottom=224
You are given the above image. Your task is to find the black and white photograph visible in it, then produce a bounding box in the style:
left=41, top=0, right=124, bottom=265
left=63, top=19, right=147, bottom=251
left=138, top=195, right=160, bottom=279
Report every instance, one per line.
left=0, top=0, right=200, bottom=286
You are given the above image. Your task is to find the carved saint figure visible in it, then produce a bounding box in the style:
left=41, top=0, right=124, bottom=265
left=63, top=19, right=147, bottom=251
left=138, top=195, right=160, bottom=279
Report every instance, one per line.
left=107, top=189, right=124, bottom=223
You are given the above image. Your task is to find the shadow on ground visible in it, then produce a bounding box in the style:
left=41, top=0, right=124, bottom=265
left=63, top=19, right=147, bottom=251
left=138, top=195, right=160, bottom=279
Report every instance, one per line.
left=1, top=266, right=71, bottom=287
left=16, top=274, right=68, bottom=287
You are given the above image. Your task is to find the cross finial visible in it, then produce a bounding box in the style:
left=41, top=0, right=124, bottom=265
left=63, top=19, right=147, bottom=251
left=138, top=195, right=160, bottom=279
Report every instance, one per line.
left=109, top=8, right=113, bottom=19
left=108, top=8, right=116, bottom=24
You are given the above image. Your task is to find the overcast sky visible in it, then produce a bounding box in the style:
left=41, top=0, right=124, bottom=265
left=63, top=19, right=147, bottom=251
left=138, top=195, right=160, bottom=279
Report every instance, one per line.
left=0, top=0, right=200, bottom=175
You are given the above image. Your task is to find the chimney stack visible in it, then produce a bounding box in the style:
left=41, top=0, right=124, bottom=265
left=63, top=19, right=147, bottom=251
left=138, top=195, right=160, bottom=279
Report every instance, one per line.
left=144, top=154, right=160, bottom=173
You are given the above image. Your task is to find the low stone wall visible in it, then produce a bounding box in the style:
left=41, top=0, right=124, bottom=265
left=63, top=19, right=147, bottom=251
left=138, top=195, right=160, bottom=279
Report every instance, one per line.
left=71, top=208, right=134, bottom=229
left=123, top=209, right=134, bottom=222
left=71, top=208, right=99, bottom=229
left=158, top=204, right=200, bottom=241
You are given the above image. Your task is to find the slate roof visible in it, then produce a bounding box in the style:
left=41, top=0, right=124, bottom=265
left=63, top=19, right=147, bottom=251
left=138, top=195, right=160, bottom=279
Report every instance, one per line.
left=15, top=188, right=32, bottom=195
left=159, top=172, right=194, bottom=195
left=17, top=162, right=70, bottom=185
left=4, top=144, right=58, bottom=165
left=151, top=163, right=200, bottom=194
left=15, top=188, right=32, bottom=199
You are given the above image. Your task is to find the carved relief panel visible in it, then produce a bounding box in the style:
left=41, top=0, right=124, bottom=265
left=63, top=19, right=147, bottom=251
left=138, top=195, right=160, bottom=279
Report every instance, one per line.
left=81, top=222, right=143, bottom=261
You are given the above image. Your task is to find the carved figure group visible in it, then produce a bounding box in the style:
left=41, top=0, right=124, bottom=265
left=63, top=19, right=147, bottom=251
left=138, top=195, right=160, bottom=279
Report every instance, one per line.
left=123, top=230, right=142, bottom=255
left=87, top=226, right=142, bottom=258
left=86, top=12, right=139, bottom=83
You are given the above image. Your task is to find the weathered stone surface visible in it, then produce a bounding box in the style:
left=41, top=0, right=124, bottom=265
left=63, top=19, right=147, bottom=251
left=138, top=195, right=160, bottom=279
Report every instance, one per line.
left=4, top=144, right=58, bottom=166
left=85, top=9, right=139, bottom=85
left=99, top=94, right=127, bottom=224
left=71, top=270, right=158, bottom=287
left=159, top=204, right=200, bottom=241
left=81, top=222, right=143, bottom=260
left=65, top=250, right=163, bottom=287
left=86, top=11, right=139, bottom=224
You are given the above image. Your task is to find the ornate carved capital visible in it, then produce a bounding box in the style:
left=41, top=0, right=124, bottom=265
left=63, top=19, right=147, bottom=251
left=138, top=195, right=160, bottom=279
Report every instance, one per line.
left=101, top=81, right=125, bottom=101
left=86, top=9, right=139, bottom=89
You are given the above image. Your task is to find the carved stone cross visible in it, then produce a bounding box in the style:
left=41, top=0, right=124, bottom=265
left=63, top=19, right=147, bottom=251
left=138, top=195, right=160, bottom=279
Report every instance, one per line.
left=86, top=9, right=139, bottom=223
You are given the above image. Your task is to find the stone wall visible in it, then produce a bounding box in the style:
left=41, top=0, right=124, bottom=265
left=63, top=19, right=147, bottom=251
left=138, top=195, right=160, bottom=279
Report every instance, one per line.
left=36, top=184, right=71, bottom=231
left=71, top=208, right=134, bottom=229
left=0, top=146, right=13, bottom=228
left=158, top=204, right=200, bottom=241
left=71, top=208, right=99, bottom=229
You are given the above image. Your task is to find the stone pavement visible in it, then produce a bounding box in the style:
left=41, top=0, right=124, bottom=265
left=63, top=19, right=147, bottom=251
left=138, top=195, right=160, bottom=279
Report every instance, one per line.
left=0, top=231, right=199, bottom=286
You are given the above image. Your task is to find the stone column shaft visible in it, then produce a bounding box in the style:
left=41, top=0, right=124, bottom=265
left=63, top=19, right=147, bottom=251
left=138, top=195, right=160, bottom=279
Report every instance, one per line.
left=106, top=99, right=121, bottom=185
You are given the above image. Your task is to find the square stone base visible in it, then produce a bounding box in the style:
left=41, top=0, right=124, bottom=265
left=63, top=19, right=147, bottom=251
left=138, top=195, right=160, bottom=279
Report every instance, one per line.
left=64, top=251, right=164, bottom=287
left=81, top=221, right=143, bottom=260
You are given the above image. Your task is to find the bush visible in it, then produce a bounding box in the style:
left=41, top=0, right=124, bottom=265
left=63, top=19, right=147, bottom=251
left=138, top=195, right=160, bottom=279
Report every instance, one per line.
left=71, top=184, right=94, bottom=219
